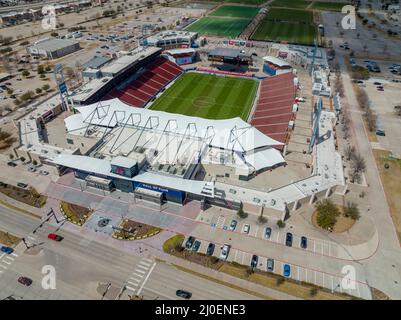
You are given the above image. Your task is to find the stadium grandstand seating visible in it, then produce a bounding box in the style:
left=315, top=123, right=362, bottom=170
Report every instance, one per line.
left=250, top=72, right=296, bottom=149
left=104, top=57, right=183, bottom=107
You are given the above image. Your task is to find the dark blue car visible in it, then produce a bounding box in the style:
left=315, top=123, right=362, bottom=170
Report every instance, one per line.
left=0, top=246, right=14, bottom=254
left=283, top=264, right=291, bottom=277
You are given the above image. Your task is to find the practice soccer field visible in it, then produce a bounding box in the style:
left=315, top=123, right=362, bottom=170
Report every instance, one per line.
left=150, top=73, right=258, bottom=120
left=270, top=0, right=312, bottom=9
left=186, top=17, right=251, bottom=38
left=267, top=8, right=314, bottom=23
left=209, top=5, right=260, bottom=19
left=310, top=1, right=347, bottom=11
left=251, top=20, right=317, bottom=45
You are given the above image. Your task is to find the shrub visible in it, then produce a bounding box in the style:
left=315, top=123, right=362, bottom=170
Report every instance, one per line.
left=343, top=202, right=360, bottom=221
left=237, top=202, right=248, bottom=219
left=35, top=88, right=42, bottom=94
left=310, top=288, right=318, bottom=297
left=42, top=84, right=50, bottom=91
left=315, top=199, right=340, bottom=230
left=277, top=220, right=286, bottom=228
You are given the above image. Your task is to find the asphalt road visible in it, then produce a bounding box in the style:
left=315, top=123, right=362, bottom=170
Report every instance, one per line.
left=0, top=205, right=261, bottom=300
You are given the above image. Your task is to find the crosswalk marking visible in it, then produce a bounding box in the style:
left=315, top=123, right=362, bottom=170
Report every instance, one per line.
left=127, top=281, right=139, bottom=287
left=27, top=236, right=36, bottom=241
left=129, top=277, right=141, bottom=283
left=0, top=264, right=7, bottom=269
left=136, top=264, right=149, bottom=271
left=125, top=286, right=136, bottom=292
left=131, top=272, right=144, bottom=278
left=139, top=261, right=151, bottom=267
left=142, top=258, right=153, bottom=263
left=135, top=268, right=146, bottom=274
left=4, top=256, right=14, bottom=262
left=11, top=253, right=18, bottom=257
left=2, top=260, right=11, bottom=265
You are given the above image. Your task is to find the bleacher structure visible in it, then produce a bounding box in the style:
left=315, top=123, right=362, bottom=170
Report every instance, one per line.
left=104, top=57, right=183, bottom=107
left=250, top=72, right=297, bottom=150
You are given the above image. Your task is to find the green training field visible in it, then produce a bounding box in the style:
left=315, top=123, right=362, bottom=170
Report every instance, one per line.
left=150, top=72, right=258, bottom=120
left=209, top=5, right=260, bottom=19
left=200, top=0, right=266, bottom=4
left=251, top=20, right=317, bottom=45
left=267, top=8, right=314, bottom=23
left=310, top=1, right=348, bottom=11
left=186, top=16, right=251, bottom=38
left=270, top=0, right=312, bottom=9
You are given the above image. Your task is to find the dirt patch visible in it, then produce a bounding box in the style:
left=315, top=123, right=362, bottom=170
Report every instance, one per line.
left=312, top=209, right=355, bottom=233
left=371, top=287, right=390, bottom=300
left=0, top=182, right=47, bottom=208
left=0, top=230, right=21, bottom=247
left=60, top=201, right=92, bottom=225
left=373, top=150, right=401, bottom=243
left=113, top=219, right=161, bottom=240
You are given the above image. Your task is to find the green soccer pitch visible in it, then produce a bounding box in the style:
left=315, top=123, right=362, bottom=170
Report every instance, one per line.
left=149, top=72, right=258, bottom=120
left=209, top=5, right=260, bottom=19
left=185, top=16, right=252, bottom=38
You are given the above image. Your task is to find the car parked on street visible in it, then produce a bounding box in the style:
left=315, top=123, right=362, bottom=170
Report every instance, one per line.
left=300, top=236, right=307, bottom=249
left=242, top=224, right=250, bottom=234
left=185, top=236, right=195, bottom=249
left=283, top=264, right=291, bottom=277
left=17, top=182, right=28, bottom=188
left=285, top=232, right=293, bottom=247
left=266, top=258, right=274, bottom=272
left=229, top=219, right=237, bottom=231
left=220, top=244, right=230, bottom=260
left=18, top=276, right=32, bottom=286
left=176, top=289, right=192, bottom=299
left=264, top=227, right=272, bottom=239
left=206, top=243, right=215, bottom=256
left=7, top=161, right=17, bottom=167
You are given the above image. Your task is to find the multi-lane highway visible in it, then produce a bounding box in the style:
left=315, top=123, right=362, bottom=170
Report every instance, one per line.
left=0, top=205, right=262, bottom=300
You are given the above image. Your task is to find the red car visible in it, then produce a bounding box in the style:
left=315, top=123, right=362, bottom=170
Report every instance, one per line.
left=18, top=276, right=32, bottom=286
left=48, top=233, right=63, bottom=241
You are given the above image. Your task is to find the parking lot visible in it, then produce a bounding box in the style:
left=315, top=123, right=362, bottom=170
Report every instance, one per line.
left=182, top=234, right=369, bottom=299
left=196, top=208, right=341, bottom=259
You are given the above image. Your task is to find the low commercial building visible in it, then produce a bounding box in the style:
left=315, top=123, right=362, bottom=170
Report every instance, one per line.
left=164, top=48, right=197, bottom=65
left=262, top=56, right=293, bottom=75
left=27, top=38, right=81, bottom=59
left=207, top=48, right=253, bottom=65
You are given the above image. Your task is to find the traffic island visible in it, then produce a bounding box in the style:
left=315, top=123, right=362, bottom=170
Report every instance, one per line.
left=0, top=182, right=47, bottom=208
left=0, top=229, right=21, bottom=247
left=60, top=201, right=93, bottom=226
left=112, top=219, right=161, bottom=240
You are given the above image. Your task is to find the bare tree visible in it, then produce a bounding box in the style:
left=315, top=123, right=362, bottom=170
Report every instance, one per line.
left=344, top=145, right=356, bottom=161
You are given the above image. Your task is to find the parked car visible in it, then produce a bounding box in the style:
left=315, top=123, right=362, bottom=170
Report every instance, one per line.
left=283, top=264, right=291, bottom=277
left=191, top=240, right=201, bottom=252
left=39, top=170, right=49, bottom=176
left=229, top=219, right=237, bottom=231
left=266, top=258, right=274, bottom=272
left=17, top=182, right=28, bottom=188
left=48, top=233, right=63, bottom=242
left=242, top=224, right=250, bottom=234
left=377, top=86, right=384, bottom=91
left=285, top=232, right=293, bottom=247
left=0, top=246, right=14, bottom=254
left=18, top=276, right=32, bottom=286
left=7, top=161, right=17, bottom=167
left=176, top=289, right=192, bottom=299
left=185, top=236, right=195, bottom=249
left=220, top=244, right=230, bottom=260
left=250, top=255, right=258, bottom=268
left=300, top=236, right=307, bottom=249
left=264, top=227, right=272, bottom=239
left=373, top=81, right=382, bottom=86
left=206, top=243, right=215, bottom=256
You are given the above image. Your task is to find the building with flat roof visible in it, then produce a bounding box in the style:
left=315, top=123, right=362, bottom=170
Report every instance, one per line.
left=142, top=30, right=198, bottom=50
left=208, top=48, right=253, bottom=65
left=27, top=38, right=81, bottom=59
left=262, top=56, right=292, bottom=75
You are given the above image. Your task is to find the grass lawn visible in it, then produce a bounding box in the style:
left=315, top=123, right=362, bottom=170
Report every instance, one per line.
left=373, top=150, right=401, bottom=243
left=310, top=1, right=349, bottom=11
left=150, top=72, right=258, bottom=120
left=251, top=20, right=317, bottom=45
left=270, top=0, right=312, bottom=9
left=266, top=7, right=314, bottom=23
left=209, top=5, right=260, bottom=19
left=200, top=0, right=267, bottom=4
left=186, top=16, right=251, bottom=37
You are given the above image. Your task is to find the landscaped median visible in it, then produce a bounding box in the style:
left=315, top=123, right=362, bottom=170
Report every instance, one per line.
left=0, top=182, right=47, bottom=208
left=112, top=219, right=161, bottom=241
left=163, top=235, right=358, bottom=300
left=60, top=201, right=93, bottom=226
left=0, top=229, right=21, bottom=247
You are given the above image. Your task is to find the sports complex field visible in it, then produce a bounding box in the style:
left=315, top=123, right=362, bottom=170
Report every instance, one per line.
left=150, top=72, right=258, bottom=120
left=250, top=8, right=317, bottom=45
left=186, top=5, right=258, bottom=37
left=270, top=0, right=312, bottom=9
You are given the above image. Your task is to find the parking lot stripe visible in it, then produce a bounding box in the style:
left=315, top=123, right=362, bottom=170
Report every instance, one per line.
left=142, top=258, right=153, bottom=263
left=131, top=272, right=144, bottom=278
left=356, top=283, right=361, bottom=298
left=314, top=271, right=317, bottom=285
left=139, top=261, right=151, bottom=267
left=254, top=226, right=259, bottom=237
left=297, top=266, right=300, bottom=281
left=234, top=249, right=238, bottom=261
left=137, top=262, right=156, bottom=295
left=27, top=236, right=35, bottom=241
left=11, top=253, right=18, bottom=257
left=2, top=260, right=11, bottom=265
left=0, top=253, right=4, bottom=259
left=129, top=276, right=141, bottom=282
left=0, top=264, right=7, bottom=269
left=276, top=231, right=280, bottom=242
left=136, top=264, right=149, bottom=271
left=314, top=241, right=316, bottom=253
left=127, top=281, right=139, bottom=287
left=4, top=256, right=14, bottom=261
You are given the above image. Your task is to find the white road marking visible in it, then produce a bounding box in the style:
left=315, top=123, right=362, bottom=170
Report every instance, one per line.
left=139, top=261, right=151, bottom=267
left=276, top=231, right=280, bottom=242
left=0, top=253, right=5, bottom=259
left=125, top=285, right=136, bottom=292
left=254, top=226, right=259, bottom=237
left=297, top=266, right=300, bottom=281
left=129, top=277, right=141, bottom=283
left=322, top=273, right=325, bottom=287
left=27, top=236, right=35, bottom=241
left=131, top=272, right=144, bottom=278
left=136, top=264, right=149, bottom=271
left=2, top=260, right=11, bottom=265
left=331, top=276, right=334, bottom=292
left=134, top=269, right=146, bottom=274
left=4, top=256, right=14, bottom=261
left=137, top=262, right=156, bottom=295
left=314, top=241, right=316, bottom=252
left=143, top=287, right=175, bottom=300
left=356, top=283, right=361, bottom=298
left=127, top=281, right=139, bottom=287
left=0, top=264, right=7, bottom=269
left=11, top=253, right=18, bottom=257
left=314, top=271, right=317, bottom=285
left=234, top=249, right=238, bottom=261
left=142, top=258, right=153, bottom=263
